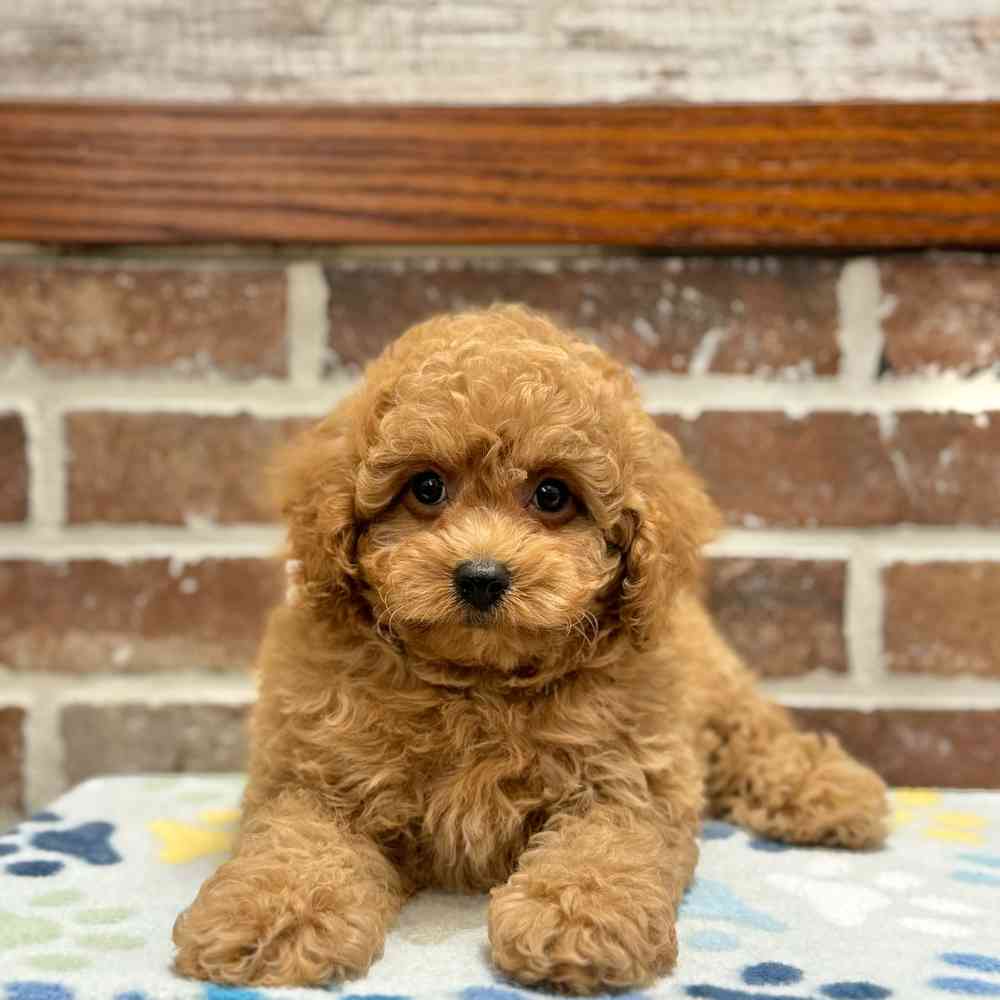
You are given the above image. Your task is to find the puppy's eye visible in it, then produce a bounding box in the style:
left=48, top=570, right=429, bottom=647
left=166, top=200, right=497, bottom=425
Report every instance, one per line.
left=410, top=470, right=447, bottom=506
left=532, top=478, right=571, bottom=513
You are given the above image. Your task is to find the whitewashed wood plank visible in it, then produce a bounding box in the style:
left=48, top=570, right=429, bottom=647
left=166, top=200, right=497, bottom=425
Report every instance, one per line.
left=0, top=0, right=998, bottom=103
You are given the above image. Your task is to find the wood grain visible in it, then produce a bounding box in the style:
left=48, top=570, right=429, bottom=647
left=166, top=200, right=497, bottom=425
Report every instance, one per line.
left=2, top=102, right=999, bottom=247
left=3, top=1, right=998, bottom=104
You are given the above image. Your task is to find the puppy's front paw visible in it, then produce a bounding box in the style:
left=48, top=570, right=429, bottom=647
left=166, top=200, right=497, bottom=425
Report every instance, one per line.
left=488, top=870, right=676, bottom=994
left=173, top=861, right=387, bottom=987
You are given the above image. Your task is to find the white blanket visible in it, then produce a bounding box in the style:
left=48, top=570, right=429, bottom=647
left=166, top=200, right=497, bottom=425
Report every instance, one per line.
left=1, top=776, right=998, bottom=1000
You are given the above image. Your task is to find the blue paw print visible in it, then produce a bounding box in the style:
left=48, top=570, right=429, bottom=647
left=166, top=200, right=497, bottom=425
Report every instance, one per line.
left=3, top=819, right=121, bottom=877
left=681, top=878, right=786, bottom=932
left=5, top=984, right=75, bottom=1000
left=0, top=814, right=63, bottom=863
left=342, top=995, right=413, bottom=1000
left=748, top=837, right=792, bottom=853
left=950, top=871, right=1000, bottom=888
left=462, top=989, right=525, bottom=1000
left=32, top=822, right=121, bottom=866
left=950, top=851, right=1000, bottom=888
left=203, top=987, right=269, bottom=1000
left=701, top=821, right=738, bottom=841
left=685, top=961, right=890, bottom=1000
left=958, top=853, right=1000, bottom=870
left=744, top=964, right=803, bottom=987
left=5, top=861, right=63, bottom=878
left=819, top=986, right=891, bottom=999
left=342, top=995, right=414, bottom=1000
left=687, top=929, right=741, bottom=952
left=930, top=952, right=1000, bottom=996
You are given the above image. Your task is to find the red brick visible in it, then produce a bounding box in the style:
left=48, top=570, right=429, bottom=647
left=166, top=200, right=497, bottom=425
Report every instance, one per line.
left=659, top=412, right=905, bottom=527
left=0, top=559, right=281, bottom=674
left=708, top=558, right=847, bottom=677
left=884, top=562, right=1000, bottom=678
left=325, top=257, right=841, bottom=376
left=61, top=703, right=250, bottom=785
left=889, top=412, right=1000, bottom=525
left=0, top=413, right=28, bottom=522
left=0, top=707, right=25, bottom=814
left=880, top=255, right=1000, bottom=375
left=660, top=411, right=1000, bottom=528
left=0, top=262, right=288, bottom=378
left=67, top=412, right=310, bottom=525
left=794, top=709, right=1000, bottom=788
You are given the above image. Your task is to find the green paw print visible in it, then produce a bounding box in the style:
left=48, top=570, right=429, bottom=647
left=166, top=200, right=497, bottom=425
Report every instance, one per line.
left=0, top=889, right=145, bottom=971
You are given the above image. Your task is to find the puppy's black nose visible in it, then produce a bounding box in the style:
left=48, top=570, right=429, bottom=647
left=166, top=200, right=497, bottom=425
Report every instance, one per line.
left=453, top=560, right=510, bottom=612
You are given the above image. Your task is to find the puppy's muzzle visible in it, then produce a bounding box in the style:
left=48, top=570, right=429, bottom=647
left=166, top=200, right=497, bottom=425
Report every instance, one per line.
left=453, top=560, right=511, bottom=612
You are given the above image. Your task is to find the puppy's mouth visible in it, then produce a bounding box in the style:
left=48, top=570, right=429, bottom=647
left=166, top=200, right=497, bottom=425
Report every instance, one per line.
left=392, top=607, right=502, bottom=632
left=460, top=609, right=499, bottom=628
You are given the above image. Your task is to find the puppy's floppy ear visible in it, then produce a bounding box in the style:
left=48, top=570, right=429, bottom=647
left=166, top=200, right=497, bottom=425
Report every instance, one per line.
left=271, top=401, right=365, bottom=627
left=618, top=423, right=721, bottom=649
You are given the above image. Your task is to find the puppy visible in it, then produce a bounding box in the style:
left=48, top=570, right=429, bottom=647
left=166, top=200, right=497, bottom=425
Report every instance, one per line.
left=173, top=306, right=888, bottom=994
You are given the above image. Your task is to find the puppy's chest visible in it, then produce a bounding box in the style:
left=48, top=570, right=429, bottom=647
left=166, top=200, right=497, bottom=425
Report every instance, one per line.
left=316, top=678, right=657, bottom=888
left=414, top=695, right=587, bottom=888
left=407, top=696, right=569, bottom=806
left=335, top=690, right=597, bottom=887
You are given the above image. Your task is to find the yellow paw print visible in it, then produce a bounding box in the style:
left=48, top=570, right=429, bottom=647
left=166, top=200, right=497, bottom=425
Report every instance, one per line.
left=148, top=807, right=240, bottom=864
left=891, top=789, right=987, bottom=846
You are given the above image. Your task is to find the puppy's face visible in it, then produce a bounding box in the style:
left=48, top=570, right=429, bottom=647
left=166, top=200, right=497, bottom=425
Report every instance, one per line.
left=279, top=310, right=718, bottom=673
left=355, top=414, right=623, bottom=670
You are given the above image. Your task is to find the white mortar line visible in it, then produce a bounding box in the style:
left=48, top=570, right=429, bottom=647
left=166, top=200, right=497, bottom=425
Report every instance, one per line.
left=2, top=374, right=997, bottom=419
left=764, top=677, right=1000, bottom=712
left=36, top=398, right=67, bottom=530
left=637, top=373, right=1000, bottom=417
left=836, top=258, right=884, bottom=385
left=0, top=377, right=358, bottom=416
left=709, top=527, right=1000, bottom=561
left=0, top=525, right=283, bottom=560
left=20, top=677, right=66, bottom=810
left=51, top=671, right=256, bottom=706
left=836, top=256, right=887, bottom=687
left=287, top=261, right=331, bottom=386
left=843, top=543, right=884, bottom=688
left=708, top=530, right=854, bottom=560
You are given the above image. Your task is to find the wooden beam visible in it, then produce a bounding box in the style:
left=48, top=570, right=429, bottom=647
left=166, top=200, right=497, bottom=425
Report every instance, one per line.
left=1, top=102, right=999, bottom=247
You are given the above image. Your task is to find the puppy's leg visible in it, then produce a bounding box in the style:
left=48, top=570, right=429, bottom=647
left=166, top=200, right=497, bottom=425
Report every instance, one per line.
left=678, top=594, right=889, bottom=848
left=489, top=791, right=699, bottom=993
left=704, top=691, right=888, bottom=849
left=173, top=788, right=405, bottom=987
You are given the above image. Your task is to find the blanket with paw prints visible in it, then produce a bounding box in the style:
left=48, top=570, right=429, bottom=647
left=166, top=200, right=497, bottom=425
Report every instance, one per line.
left=1, top=777, right=998, bottom=1000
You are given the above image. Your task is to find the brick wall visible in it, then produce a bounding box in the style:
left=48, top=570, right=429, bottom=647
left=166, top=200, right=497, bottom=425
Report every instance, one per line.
left=1, top=249, right=999, bottom=820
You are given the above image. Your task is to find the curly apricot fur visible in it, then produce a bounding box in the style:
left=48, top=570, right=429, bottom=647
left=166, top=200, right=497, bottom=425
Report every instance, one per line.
left=173, top=307, right=889, bottom=994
